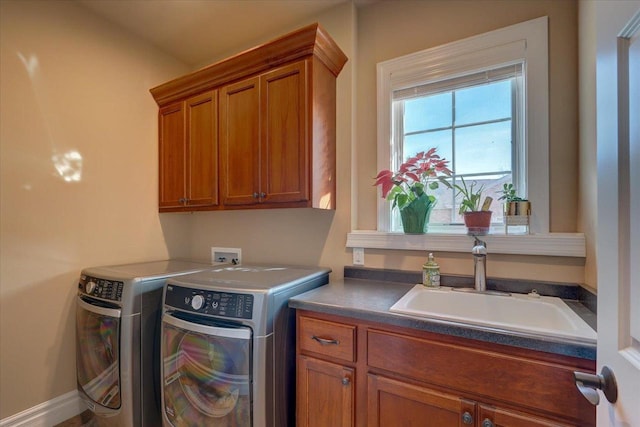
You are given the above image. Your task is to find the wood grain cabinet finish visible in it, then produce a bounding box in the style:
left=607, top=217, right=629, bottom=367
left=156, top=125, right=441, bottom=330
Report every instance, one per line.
left=151, top=23, right=347, bottom=212
left=296, top=310, right=595, bottom=427
left=220, top=61, right=311, bottom=207
left=298, top=356, right=355, bottom=427
left=158, top=90, right=218, bottom=210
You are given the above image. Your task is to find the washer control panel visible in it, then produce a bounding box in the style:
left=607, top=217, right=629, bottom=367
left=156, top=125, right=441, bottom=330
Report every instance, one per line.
left=78, top=275, right=124, bottom=301
left=165, top=284, right=253, bottom=319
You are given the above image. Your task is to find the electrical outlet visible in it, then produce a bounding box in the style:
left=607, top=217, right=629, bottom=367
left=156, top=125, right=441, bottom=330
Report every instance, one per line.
left=353, top=247, right=365, bottom=266
left=211, top=247, right=242, bottom=265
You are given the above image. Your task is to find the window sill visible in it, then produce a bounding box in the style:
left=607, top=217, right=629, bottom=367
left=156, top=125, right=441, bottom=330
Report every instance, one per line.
left=346, top=230, right=585, bottom=257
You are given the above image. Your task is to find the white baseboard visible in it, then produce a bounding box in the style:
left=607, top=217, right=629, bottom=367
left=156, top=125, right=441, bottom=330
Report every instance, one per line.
left=0, top=390, right=87, bottom=427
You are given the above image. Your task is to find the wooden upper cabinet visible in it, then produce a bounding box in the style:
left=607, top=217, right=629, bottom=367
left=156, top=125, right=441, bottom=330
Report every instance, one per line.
left=220, top=61, right=308, bottom=206
left=260, top=61, right=309, bottom=205
left=158, top=90, right=218, bottom=211
left=219, top=77, right=260, bottom=206
left=159, top=102, right=186, bottom=208
left=150, top=23, right=347, bottom=211
left=186, top=91, right=218, bottom=207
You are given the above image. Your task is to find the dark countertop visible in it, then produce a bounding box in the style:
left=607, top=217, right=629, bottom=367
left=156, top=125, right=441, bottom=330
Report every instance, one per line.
left=289, top=278, right=597, bottom=360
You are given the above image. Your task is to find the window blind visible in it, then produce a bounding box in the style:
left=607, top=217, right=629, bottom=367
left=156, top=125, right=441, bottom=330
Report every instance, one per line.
left=393, top=63, right=523, bottom=101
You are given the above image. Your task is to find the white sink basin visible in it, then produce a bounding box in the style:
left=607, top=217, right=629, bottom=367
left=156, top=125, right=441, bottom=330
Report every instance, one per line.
left=389, top=285, right=596, bottom=344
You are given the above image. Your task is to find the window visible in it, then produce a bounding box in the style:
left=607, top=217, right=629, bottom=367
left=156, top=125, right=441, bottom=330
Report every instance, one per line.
left=391, top=64, right=524, bottom=231
left=377, top=17, right=549, bottom=234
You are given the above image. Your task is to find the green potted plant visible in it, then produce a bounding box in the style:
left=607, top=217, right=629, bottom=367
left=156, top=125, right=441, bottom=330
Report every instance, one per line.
left=374, top=148, right=452, bottom=234
left=499, top=183, right=531, bottom=232
left=454, top=177, right=493, bottom=235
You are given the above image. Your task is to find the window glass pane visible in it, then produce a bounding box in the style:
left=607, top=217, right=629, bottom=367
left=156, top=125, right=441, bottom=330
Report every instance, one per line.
left=404, top=93, right=452, bottom=132
left=455, top=80, right=512, bottom=126
left=403, top=130, right=453, bottom=162
left=454, top=121, right=512, bottom=175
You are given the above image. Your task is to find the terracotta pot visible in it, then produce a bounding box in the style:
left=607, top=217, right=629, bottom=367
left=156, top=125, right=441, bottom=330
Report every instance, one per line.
left=463, top=211, right=492, bottom=235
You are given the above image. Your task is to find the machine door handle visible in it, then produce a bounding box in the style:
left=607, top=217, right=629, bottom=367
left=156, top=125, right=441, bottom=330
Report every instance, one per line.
left=574, top=366, right=618, bottom=405
left=312, top=336, right=339, bottom=345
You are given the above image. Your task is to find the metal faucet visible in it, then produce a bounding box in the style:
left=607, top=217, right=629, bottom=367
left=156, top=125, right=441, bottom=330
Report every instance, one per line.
left=472, top=237, right=487, bottom=291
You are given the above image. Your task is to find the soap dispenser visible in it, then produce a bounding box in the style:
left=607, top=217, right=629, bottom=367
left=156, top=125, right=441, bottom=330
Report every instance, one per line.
left=422, top=253, right=440, bottom=287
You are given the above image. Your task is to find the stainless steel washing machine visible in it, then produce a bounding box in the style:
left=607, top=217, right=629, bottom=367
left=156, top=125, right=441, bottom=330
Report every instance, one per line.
left=76, top=259, right=216, bottom=426
left=160, top=265, right=330, bottom=427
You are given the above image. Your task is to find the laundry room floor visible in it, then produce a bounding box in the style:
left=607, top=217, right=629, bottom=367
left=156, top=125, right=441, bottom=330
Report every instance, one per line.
left=54, top=410, right=95, bottom=427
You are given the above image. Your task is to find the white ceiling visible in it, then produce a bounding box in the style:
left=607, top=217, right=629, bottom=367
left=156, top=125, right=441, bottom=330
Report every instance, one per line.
left=78, top=0, right=352, bottom=67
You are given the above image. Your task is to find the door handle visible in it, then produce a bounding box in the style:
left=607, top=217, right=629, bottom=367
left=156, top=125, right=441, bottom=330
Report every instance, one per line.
left=574, top=366, right=618, bottom=405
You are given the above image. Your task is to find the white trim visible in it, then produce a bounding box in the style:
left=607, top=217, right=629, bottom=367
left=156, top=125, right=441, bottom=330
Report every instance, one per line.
left=0, top=390, right=86, bottom=427
left=376, top=16, right=549, bottom=234
left=346, top=230, right=585, bottom=257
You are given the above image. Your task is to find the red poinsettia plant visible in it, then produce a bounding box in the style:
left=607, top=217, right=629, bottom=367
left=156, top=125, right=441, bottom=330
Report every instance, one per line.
left=374, top=148, right=452, bottom=211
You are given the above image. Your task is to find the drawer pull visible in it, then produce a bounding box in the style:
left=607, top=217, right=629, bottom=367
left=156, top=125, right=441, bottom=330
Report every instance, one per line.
left=482, top=419, right=495, bottom=427
left=341, top=377, right=350, bottom=386
left=461, top=412, right=473, bottom=425
left=312, top=336, right=340, bottom=345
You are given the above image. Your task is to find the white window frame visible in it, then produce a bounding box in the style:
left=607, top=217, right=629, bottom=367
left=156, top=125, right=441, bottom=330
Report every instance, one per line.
left=377, top=16, right=549, bottom=234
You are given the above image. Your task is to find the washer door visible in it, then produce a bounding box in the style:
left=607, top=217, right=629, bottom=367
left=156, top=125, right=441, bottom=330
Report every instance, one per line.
left=76, top=296, right=121, bottom=409
left=162, top=313, right=252, bottom=427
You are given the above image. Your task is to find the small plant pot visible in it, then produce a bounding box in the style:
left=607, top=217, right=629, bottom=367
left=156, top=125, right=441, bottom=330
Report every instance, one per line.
left=463, top=211, right=492, bottom=235
left=504, top=200, right=531, bottom=234
left=504, top=200, right=531, bottom=217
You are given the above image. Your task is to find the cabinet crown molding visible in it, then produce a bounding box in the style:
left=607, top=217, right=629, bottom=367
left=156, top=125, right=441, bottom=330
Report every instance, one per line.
left=150, top=22, right=348, bottom=107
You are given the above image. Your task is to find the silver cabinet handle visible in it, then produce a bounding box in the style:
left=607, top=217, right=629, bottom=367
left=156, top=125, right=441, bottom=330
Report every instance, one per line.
left=259, top=192, right=266, bottom=198
left=482, top=419, right=494, bottom=427
left=178, top=197, right=187, bottom=204
left=461, top=411, right=473, bottom=425
left=574, top=366, right=618, bottom=405
left=252, top=192, right=259, bottom=199
left=311, top=336, right=339, bottom=345
left=341, top=377, right=350, bottom=386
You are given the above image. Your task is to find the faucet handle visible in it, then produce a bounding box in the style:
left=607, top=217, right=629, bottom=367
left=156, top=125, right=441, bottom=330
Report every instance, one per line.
left=473, top=236, right=487, bottom=249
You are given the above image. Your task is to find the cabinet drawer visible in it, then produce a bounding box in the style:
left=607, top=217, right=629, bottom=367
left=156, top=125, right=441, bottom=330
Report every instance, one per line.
left=298, top=316, right=356, bottom=362
left=367, top=329, right=594, bottom=426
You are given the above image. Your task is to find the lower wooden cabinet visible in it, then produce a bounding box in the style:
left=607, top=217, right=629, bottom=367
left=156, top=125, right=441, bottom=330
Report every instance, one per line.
left=368, top=374, right=572, bottom=427
left=297, top=356, right=354, bottom=427
left=368, top=374, right=475, bottom=427
left=296, top=310, right=595, bottom=427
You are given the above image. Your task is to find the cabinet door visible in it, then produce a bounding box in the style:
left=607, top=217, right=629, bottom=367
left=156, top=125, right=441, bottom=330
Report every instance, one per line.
left=159, top=101, right=186, bottom=208
left=297, top=356, right=354, bottom=427
left=367, top=374, right=476, bottom=427
left=260, top=60, right=309, bottom=204
left=186, top=90, right=218, bottom=207
left=219, top=76, right=260, bottom=206
left=478, top=405, right=575, bottom=427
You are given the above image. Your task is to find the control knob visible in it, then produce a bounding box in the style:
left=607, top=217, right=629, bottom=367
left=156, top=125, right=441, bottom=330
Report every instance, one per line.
left=85, top=281, right=97, bottom=294
left=191, top=294, right=205, bottom=310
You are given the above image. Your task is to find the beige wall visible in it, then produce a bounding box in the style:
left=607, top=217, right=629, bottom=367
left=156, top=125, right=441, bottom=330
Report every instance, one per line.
left=0, top=0, right=191, bottom=418
left=352, top=0, right=585, bottom=283
left=0, top=0, right=589, bottom=420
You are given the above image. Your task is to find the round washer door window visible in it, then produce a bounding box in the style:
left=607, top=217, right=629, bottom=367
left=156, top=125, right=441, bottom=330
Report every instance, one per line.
left=162, top=316, right=251, bottom=427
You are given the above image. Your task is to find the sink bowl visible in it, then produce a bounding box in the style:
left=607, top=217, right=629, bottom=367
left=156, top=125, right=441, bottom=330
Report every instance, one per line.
left=389, top=285, right=596, bottom=343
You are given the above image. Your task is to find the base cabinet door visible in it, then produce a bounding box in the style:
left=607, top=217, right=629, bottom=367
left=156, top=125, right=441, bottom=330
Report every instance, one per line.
left=297, top=356, right=354, bottom=427
left=367, top=374, right=476, bottom=427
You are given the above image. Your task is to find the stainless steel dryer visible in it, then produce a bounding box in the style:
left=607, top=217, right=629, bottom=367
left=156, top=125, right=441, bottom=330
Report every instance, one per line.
left=76, top=259, right=216, bottom=426
left=160, top=265, right=330, bottom=427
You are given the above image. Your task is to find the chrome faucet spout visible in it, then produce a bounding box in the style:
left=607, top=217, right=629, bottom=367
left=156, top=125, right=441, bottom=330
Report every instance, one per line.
left=472, top=237, right=487, bottom=291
